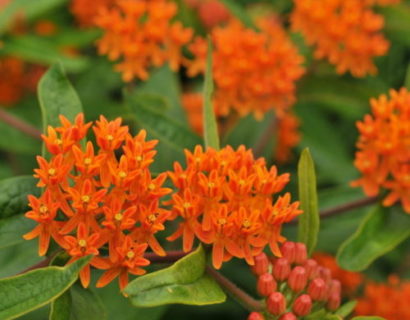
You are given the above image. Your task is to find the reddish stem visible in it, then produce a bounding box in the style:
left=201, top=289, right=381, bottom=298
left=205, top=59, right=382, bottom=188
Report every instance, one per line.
left=0, top=108, right=42, bottom=141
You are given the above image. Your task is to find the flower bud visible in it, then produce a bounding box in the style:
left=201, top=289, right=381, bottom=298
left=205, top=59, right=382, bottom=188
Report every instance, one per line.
left=281, top=242, right=296, bottom=264
left=329, top=279, right=341, bottom=296
left=288, top=266, right=307, bottom=292
left=248, top=312, right=265, bottom=320
left=307, top=278, right=328, bottom=301
left=303, top=259, right=318, bottom=279
left=294, top=242, right=307, bottom=264
left=267, top=292, right=286, bottom=315
left=273, top=258, right=291, bottom=281
left=279, top=313, right=297, bottom=320
left=327, top=291, right=341, bottom=311
left=252, top=252, right=269, bottom=276
left=257, top=273, right=277, bottom=296
left=293, top=294, right=312, bottom=316
left=317, top=266, right=332, bottom=284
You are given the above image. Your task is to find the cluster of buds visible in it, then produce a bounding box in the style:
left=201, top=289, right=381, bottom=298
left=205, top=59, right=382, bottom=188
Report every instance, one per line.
left=248, top=242, right=342, bottom=319
left=24, top=114, right=171, bottom=290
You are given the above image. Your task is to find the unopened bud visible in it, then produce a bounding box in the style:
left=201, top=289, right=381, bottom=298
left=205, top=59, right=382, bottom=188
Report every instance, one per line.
left=279, top=313, right=297, bottom=320
left=257, top=273, right=277, bottom=296
left=293, top=294, right=312, bottom=316
left=308, top=278, right=328, bottom=301
left=248, top=312, right=265, bottom=320
left=294, top=243, right=307, bottom=264
left=317, top=267, right=332, bottom=284
left=327, top=291, right=341, bottom=311
left=288, top=266, right=308, bottom=292
left=281, top=242, right=296, bottom=264
left=267, top=292, right=286, bottom=315
left=303, top=259, right=318, bottom=279
left=273, top=258, right=291, bottom=281
left=252, top=252, right=269, bottom=275
left=329, top=279, right=341, bottom=296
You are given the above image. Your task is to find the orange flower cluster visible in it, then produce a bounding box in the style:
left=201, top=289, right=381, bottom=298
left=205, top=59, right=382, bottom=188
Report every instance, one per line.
left=0, top=57, right=44, bottom=106
left=312, top=252, right=363, bottom=295
left=95, top=0, right=193, bottom=81
left=70, top=0, right=115, bottom=27
left=274, top=112, right=300, bottom=163
left=24, top=114, right=171, bottom=290
left=187, top=18, right=305, bottom=118
left=291, top=0, right=390, bottom=77
left=167, top=145, right=302, bottom=269
left=356, top=276, right=410, bottom=319
left=352, top=88, right=410, bottom=213
left=181, top=92, right=203, bottom=135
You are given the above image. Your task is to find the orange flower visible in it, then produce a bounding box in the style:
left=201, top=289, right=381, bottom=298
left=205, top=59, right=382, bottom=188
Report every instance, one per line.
left=291, top=0, right=391, bottom=77
left=167, top=145, right=301, bottom=269
left=274, top=111, right=301, bottom=163
left=312, top=252, right=363, bottom=295
left=70, top=0, right=115, bottom=27
left=181, top=92, right=203, bottom=135
left=352, top=88, right=410, bottom=213
left=356, top=275, right=410, bottom=319
left=187, top=17, right=304, bottom=118
left=95, top=0, right=193, bottom=82
left=24, top=113, right=171, bottom=290
left=195, top=0, right=230, bottom=29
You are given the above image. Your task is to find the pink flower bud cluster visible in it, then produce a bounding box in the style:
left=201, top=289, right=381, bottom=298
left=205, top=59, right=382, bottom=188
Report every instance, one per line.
left=248, top=242, right=342, bottom=319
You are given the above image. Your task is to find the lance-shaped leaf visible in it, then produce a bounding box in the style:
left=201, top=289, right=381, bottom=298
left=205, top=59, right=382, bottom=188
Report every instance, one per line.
left=219, top=0, right=257, bottom=30
left=0, top=256, right=91, bottom=319
left=352, top=317, right=385, bottom=320
left=297, top=148, right=320, bottom=255
left=336, top=301, right=357, bottom=317
left=0, top=176, right=39, bottom=219
left=203, top=38, right=220, bottom=150
left=337, top=205, right=410, bottom=271
left=124, top=246, right=226, bottom=307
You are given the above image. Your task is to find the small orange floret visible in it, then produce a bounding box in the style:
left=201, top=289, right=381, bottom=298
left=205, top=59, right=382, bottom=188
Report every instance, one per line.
left=356, top=275, right=410, bottom=319
left=352, top=88, right=410, bottom=213
left=274, top=111, right=301, bottom=163
left=70, top=0, right=115, bottom=27
left=24, top=113, right=171, bottom=289
left=312, top=252, right=363, bottom=295
left=167, top=145, right=302, bottom=269
left=291, top=0, right=391, bottom=77
left=95, top=0, right=193, bottom=82
left=187, top=17, right=304, bottom=118
left=181, top=92, right=203, bottom=135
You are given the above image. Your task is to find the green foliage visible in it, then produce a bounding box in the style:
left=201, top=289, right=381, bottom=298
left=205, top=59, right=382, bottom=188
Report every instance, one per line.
left=124, top=246, right=226, bottom=307
left=297, top=148, right=319, bottom=255
left=0, top=215, right=35, bottom=250
left=0, top=256, right=91, bottom=319
left=337, top=205, right=410, bottom=271
left=352, top=317, right=386, bottom=320
left=203, top=39, right=220, bottom=150
left=219, top=0, right=256, bottom=30
left=335, top=301, right=357, bottom=317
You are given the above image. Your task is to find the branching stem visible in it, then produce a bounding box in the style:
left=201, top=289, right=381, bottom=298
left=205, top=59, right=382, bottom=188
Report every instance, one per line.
left=0, top=108, right=42, bottom=140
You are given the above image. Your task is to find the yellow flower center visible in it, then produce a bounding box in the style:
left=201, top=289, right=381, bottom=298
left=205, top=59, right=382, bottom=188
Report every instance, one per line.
left=78, top=239, right=87, bottom=247
left=183, top=202, right=191, bottom=209
left=127, top=251, right=135, bottom=259
left=48, top=168, right=56, bottom=176
left=81, top=195, right=90, bottom=203
left=242, top=220, right=251, bottom=229
left=136, top=156, right=142, bottom=161
left=208, top=182, right=215, bottom=188
left=218, top=218, right=227, bottom=225
left=119, top=171, right=127, bottom=178
left=107, top=135, right=114, bottom=141
left=148, top=183, right=155, bottom=190
left=195, top=157, right=201, bottom=163
left=84, top=158, right=92, bottom=165
left=39, top=205, right=48, bottom=214
left=55, top=139, right=63, bottom=145
left=148, top=214, right=157, bottom=223
left=115, top=213, right=123, bottom=221
left=239, top=180, right=245, bottom=186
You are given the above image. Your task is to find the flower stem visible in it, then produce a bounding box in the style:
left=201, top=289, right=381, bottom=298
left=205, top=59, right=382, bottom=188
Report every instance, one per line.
left=206, top=266, right=264, bottom=312
left=319, top=195, right=379, bottom=219
left=0, top=108, right=42, bottom=140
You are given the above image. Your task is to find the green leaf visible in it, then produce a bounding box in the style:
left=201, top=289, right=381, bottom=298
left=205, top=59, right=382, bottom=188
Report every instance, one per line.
left=352, top=317, right=385, bottom=320
left=0, top=0, right=65, bottom=34
left=0, top=215, right=36, bottom=250
left=124, top=246, right=226, bottom=307
left=203, top=38, right=220, bottom=150
left=337, top=205, right=410, bottom=271
left=0, top=176, right=39, bottom=219
left=49, top=290, right=71, bottom=320
left=219, top=0, right=256, bottom=30
left=381, top=4, right=410, bottom=47
left=0, top=256, right=91, bottom=319
left=126, top=92, right=202, bottom=152
left=297, top=148, right=319, bottom=255
left=0, top=36, right=89, bottom=73
left=405, top=63, right=410, bottom=90
left=336, top=300, right=357, bottom=317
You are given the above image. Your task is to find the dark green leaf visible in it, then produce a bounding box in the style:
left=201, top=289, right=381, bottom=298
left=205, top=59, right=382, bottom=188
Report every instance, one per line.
left=336, top=300, right=357, bottom=317
left=297, top=148, right=319, bottom=255
left=49, top=290, right=71, bottom=320
left=337, top=205, right=410, bottom=271
left=126, top=92, right=202, bottom=152
left=219, top=0, right=256, bottom=30
left=352, top=317, right=385, bottom=320
left=203, top=38, right=219, bottom=150
left=0, top=176, right=38, bottom=219
left=382, top=4, right=410, bottom=47
left=0, top=215, right=36, bottom=250
left=405, top=63, right=410, bottom=90
left=124, top=246, right=226, bottom=307
left=0, top=256, right=91, bottom=319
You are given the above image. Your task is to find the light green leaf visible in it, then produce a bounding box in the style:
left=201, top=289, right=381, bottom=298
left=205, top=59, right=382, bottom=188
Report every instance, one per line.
left=124, top=246, right=226, bottom=307
left=352, top=317, right=385, bottom=320
left=0, top=256, right=91, bottom=319
left=49, top=290, right=71, bottom=320
left=203, top=38, right=219, bottom=150
left=336, top=300, right=357, bottom=317
left=126, top=92, right=202, bottom=152
left=0, top=176, right=39, bottom=219
left=337, top=205, right=410, bottom=271
left=297, top=148, right=319, bottom=255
